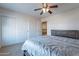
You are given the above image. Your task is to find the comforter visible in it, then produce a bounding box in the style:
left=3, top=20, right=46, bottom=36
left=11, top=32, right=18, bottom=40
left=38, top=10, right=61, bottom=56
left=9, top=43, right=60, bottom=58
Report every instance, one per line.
left=22, top=36, right=79, bottom=56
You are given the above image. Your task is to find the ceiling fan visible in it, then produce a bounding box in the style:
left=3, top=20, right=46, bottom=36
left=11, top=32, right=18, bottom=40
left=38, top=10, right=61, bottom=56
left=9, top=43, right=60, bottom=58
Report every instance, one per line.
left=34, top=3, right=58, bottom=15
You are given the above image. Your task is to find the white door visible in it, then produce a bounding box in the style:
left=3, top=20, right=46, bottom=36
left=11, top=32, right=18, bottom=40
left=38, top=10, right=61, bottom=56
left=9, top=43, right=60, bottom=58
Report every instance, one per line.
left=2, top=16, right=16, bottom=46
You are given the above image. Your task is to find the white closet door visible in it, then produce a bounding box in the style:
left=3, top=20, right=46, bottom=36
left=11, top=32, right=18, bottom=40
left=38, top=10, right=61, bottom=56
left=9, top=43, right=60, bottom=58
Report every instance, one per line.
left=1, top=16, right=29, bottom=47
left=2, top=16, right=16, bottom=46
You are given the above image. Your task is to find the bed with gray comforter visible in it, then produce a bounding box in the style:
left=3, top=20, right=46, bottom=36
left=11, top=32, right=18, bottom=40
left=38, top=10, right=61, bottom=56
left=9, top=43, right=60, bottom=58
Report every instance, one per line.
left=22, top=36, right=79, bottom=56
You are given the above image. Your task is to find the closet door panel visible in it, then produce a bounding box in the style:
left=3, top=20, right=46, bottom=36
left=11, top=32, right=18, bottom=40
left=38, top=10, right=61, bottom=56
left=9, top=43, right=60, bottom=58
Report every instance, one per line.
left=2, top=16, right=16, bottom=46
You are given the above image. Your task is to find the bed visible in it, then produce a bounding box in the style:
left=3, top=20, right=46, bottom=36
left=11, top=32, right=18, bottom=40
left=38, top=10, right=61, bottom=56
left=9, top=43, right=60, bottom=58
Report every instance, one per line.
left=22, top=30, right=79, bottom=56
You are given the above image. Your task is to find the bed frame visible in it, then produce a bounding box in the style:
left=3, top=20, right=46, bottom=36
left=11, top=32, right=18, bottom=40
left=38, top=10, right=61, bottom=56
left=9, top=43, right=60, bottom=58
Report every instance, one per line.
left=51, top=30, right=79, bottom=39
left=23, top=30, right=79, bottom=56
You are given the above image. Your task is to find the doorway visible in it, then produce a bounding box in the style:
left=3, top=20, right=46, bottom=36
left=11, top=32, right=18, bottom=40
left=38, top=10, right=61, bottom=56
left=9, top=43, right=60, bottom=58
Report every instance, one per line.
left=41, top=21, right=47, bottom=35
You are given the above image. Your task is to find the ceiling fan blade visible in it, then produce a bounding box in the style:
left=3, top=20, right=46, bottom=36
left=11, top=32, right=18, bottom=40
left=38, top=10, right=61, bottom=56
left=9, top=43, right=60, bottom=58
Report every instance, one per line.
left=46, top=3, right=48, bottom=8
left=34, top=8, right=42, bottom=11
left=49, top=5, right=58, bottom=8
left=40, top=11, right=43, bottom=15
left=48, top=10, right=52, bottom=14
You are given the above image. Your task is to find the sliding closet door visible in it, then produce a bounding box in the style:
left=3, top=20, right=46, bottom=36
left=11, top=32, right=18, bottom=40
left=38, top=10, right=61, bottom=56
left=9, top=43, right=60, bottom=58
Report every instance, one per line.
left=2, top=16, right=16, bottom=46
left=2, top=16, right=29, bottom=47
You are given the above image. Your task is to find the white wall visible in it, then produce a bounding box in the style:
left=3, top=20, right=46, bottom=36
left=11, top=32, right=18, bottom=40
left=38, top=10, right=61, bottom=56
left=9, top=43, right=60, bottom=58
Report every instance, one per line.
left=41, top=8, right=79, bottom=36
left=29, top=18, right=41, bottom=37
left=0, top=8, right=41, bottom=47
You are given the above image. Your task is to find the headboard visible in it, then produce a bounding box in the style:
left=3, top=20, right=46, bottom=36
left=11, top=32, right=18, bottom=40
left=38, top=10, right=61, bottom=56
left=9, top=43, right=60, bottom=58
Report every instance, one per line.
left=51, top=30, right=79, bottom=39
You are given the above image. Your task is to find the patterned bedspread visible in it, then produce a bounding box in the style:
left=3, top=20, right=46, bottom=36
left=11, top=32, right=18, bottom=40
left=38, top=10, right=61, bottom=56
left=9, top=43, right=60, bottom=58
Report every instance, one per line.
left=22, top=36, right=79, bottom=56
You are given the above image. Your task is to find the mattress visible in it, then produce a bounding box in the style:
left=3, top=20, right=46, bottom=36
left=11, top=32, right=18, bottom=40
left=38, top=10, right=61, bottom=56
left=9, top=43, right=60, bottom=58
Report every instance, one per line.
left=22, top=36, right=79, bottom=56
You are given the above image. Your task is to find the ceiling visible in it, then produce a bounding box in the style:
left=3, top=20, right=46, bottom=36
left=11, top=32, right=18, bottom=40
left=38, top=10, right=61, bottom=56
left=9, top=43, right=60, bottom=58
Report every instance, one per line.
left=0, top=3, right=79, bottom=18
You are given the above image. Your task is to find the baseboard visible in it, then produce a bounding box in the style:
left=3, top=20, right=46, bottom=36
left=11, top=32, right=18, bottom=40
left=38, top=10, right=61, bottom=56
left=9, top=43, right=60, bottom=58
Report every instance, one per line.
left=1, top=41, right=24, bottom=48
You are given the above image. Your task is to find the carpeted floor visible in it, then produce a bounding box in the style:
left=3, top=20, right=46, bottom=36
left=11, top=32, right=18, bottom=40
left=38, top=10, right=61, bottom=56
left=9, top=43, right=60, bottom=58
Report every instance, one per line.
left=0, top=43, right=29, bottom=56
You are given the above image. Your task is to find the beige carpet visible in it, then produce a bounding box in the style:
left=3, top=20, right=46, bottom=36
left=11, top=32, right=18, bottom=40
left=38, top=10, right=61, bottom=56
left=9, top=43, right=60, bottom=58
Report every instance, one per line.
left=0, top=43, right=24, bottom=56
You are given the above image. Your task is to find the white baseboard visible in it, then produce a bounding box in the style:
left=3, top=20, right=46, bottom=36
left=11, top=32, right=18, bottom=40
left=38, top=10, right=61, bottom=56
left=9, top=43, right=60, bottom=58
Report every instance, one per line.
left=1, top=41, right=24, bottom=48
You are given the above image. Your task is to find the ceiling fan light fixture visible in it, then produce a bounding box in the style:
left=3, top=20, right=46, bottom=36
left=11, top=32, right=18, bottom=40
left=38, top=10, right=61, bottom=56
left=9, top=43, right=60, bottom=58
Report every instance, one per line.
left=46, top=8, right=49, bottom=12
left=42, top=8, right=46, bottom=13
left=42, top=8, right=49, bottom=13
left=34, top=3, right=58, bottom=15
